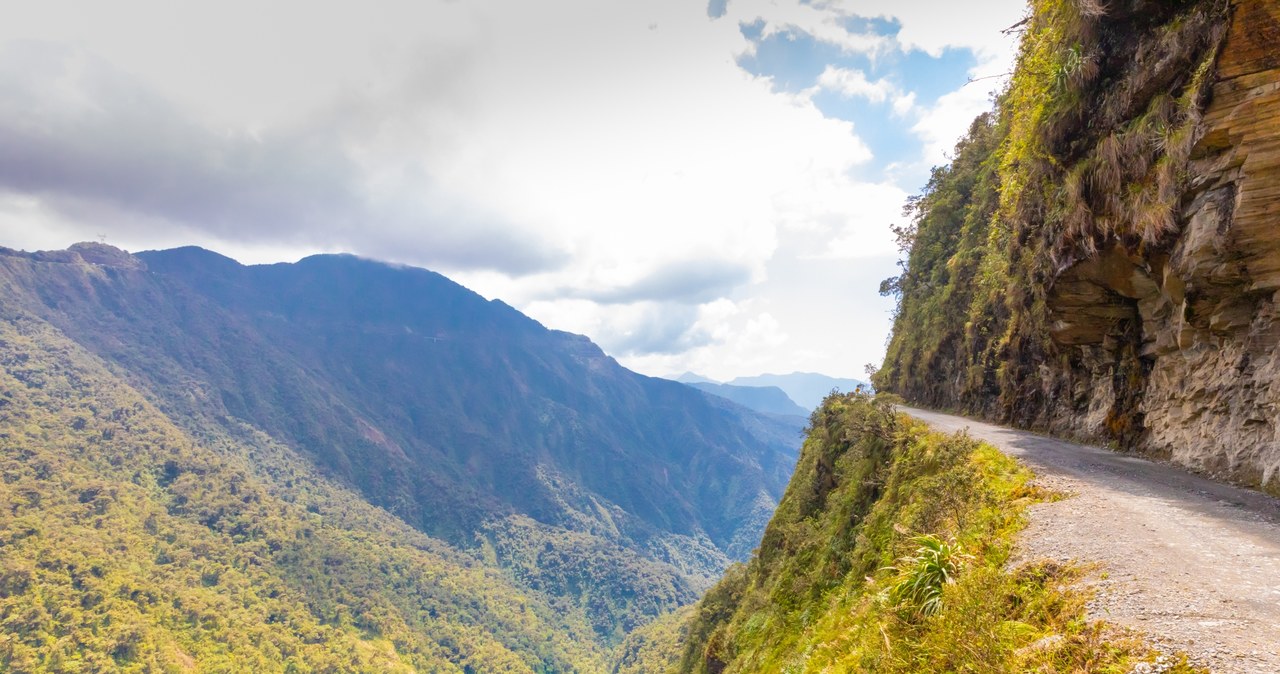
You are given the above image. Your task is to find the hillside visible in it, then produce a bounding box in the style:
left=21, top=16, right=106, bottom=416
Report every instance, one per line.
left=0, top=243, right=803, bottom=666
left=874, top=0, right=1280, bottom=494
left=0, top=304, right=602, bottom=671
left=626, top=393, right=1197, bottom=673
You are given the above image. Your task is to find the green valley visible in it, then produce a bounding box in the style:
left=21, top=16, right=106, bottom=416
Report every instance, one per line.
left=0, top=244, right=802, bottom=670
left=4, top=0, right=1280, bottom=669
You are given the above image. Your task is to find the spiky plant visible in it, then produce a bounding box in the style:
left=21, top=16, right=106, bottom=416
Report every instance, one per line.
left=887, top=535, right=971, bottom=618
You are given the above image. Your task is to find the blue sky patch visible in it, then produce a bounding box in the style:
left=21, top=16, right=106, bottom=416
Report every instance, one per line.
left=734, top=17, right=980, bottom=181
left=810, top=88, right=915, bottom=169
left=736, top=20, right=977, bottom=105
left=896, top=46, right=978, bottom=103
left=736, top=26, right=866, bottom=94
left=841, top=14, right=902, bottom=37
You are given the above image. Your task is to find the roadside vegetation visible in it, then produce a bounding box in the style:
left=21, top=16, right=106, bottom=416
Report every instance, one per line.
left=621, top=392, right=1203, bottom=673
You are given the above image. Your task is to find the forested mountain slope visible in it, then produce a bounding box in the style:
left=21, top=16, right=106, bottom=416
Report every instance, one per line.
left=0, top=306, right=602, bottom=671
left=875, top=0, right=1280, bottom=494
left=0, top=242, right=802, bottom=667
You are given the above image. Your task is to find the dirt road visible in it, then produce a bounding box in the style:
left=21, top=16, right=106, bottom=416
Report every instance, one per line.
left=903, top=407, right=1280, bottom=674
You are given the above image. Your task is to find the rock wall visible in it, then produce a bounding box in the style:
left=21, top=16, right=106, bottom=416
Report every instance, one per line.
left=1046, top=0, right=1280, bottom=492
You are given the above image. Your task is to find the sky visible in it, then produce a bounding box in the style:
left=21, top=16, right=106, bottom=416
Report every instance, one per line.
left=0, top=0, right=1025, bottom=382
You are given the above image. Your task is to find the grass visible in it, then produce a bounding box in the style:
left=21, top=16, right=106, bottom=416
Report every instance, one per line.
left=887, top=535, right=971, bottom=619
left=671, top=392, right=1206, bottom=674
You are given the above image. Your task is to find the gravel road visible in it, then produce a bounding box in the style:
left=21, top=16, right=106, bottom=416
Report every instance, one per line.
left=902, top=407, right=1280, bottom=674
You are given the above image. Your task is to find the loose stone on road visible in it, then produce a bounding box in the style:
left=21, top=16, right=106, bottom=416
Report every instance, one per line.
left=903, top=407, right=1280, bottom=674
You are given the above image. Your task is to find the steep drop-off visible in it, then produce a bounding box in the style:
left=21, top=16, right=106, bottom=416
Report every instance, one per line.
left=876, top=0, right=1280, bottom=494
left=629, top=394, right=1193, bottom=673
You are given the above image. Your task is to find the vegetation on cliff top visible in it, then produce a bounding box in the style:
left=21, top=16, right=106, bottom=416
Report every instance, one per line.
left=642, top=392, right=1202, bottom=673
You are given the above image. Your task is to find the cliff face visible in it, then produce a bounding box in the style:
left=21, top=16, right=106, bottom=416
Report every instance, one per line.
left=1131, top=0, right=1280, bottom=489
left=877, top=0, right=1280, bottom=494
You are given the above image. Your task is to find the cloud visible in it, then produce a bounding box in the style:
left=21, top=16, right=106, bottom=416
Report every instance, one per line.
left=614, top=298, right=791, bottom=378
left=0, top=0, right=1026, bottom=381
left=816, top=65, right=914, bottom=114
left=911, top=80, right=1000, bottom=167
left=560, top=259, right=755, bottom=305
left=851, top=0, right=1026, bottom=61
left=0, top=1, right=879, bottom=277
left=607, top=305, right=711, bottom=356
left=758, top=0, right=1025, bottom=61
left=0, top=41, right=564, bottom=275
left=522, top=299, right=713, bottom=357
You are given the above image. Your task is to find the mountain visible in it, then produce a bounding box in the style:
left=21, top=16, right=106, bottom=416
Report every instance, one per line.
left=0, top=242, right=803, bottom=667
left=874, top=0, right=1280, bottom=494
left=0, top=278, right=603, bottom=671
left=727, top=372, right=867, bottom=411
left=683, top=382, right=808, bottom=418
left=674, top=372, right=717, bottom=384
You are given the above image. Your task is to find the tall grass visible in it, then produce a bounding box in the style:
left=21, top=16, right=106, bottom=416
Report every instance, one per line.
left=672, top=393, right=1206, bottom=674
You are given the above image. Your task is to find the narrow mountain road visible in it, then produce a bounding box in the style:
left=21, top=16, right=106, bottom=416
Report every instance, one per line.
left=903, top=407, right=1280, bottom=674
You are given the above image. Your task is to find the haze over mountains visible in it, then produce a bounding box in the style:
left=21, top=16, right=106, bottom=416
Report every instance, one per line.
left=0, top=242, right=803, bottom=669
left=678, top=381, right=808, bottom=418
left=676, top=372, right=868, bottom=412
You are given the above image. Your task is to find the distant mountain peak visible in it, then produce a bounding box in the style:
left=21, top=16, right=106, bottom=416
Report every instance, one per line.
left=675, top=371, right=718, bottom=384
left=727, top=372, right=869, bottom=411
left=0, top=242, right=147, bottom=270
left=67, top=242, right=141, bottom=267
left=683, top=381, right=808, bottom=418
left=138, top=244, right=242, bottom=271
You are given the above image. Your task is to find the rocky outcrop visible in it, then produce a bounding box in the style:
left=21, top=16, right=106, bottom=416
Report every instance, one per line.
left=878, top=0, right=1280, bottom=497
left=1044, top=0, right=1280, bottom=492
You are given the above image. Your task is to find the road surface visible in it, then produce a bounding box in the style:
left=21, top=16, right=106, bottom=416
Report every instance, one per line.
left=903, top=407, right=1280, bottom=673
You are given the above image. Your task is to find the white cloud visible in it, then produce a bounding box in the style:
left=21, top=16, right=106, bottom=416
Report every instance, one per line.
left=892, top=91, right=918, bottom=116
left=816, top=66, right=915, bottom=117
left=611, top=299, right=792, bottom=381
left=727, top=0, right=892, bottom=57
left=0, top=0, right=878, bottom=278
left=818, top=66, right=893, bottom=102
left=912, top=81, right=1000, bottom=166
left=802, top=0, right=1025, bottom=63
left=0, top=0, right=1026, bottom=380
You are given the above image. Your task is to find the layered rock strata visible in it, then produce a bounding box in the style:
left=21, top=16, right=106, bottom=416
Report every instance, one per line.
left=1046, top=0, right=1280, bottom=491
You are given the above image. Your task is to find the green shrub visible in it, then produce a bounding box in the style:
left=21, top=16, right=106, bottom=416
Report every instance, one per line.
left=887, top=536, right=970, bottom=619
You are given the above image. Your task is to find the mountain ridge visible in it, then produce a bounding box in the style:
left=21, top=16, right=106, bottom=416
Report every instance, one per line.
left=0, top=242, right=803, bottom=663
left=681, top=381, right=808, bottom=418
left=727, top=372, right=868, bottom=411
